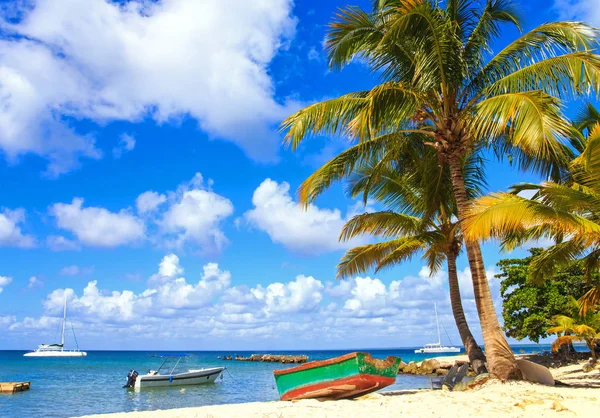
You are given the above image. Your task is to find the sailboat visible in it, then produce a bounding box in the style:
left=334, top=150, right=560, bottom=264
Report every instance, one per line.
left=414, top=303, right=461, bottom=354
left=24, top=294, right=87, bottom=357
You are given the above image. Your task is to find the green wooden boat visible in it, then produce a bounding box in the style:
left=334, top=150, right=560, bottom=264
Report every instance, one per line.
left=273, top=352, right=401, bottom=401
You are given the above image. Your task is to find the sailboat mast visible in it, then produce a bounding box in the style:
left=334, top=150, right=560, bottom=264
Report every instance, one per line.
left=61, top=293, right=67, bottom=351
left=434, top=303, right=441, bottom=345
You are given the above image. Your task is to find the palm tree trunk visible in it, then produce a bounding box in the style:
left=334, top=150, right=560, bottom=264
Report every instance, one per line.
left=447, top=251, right=487, bottom=374
left=448, top=155, right=522, bottom=380
left=589, top=339, right=597, bottom=363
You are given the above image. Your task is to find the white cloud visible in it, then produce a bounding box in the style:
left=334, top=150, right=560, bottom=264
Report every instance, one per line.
left=5, top=253, right=505, bottom=349
left=0, top=0, right=297, bottom=174
left=0, top=315, right=16, bottom=328
left=154, top=262, right=231, bottom=309
left=136, top=191, right=166, bottom=214
left=47, top=173, right=233, bottom=252
left=344, top=277, right=387, bottom=311
left=148, top=253, right=185, bottom=287
left=0, top=276, right=12, bottom=293
left=307, top=46, right=320, bottom=61
left=59, top=265, right=94, bottom=276
left=50, top=198, right=145, bottom=247
left=43, top=256, right=231, bottom=322
left=112, top=134, right=136, bottom=159
left=554, top=0, right=600, bottom=25
left=0, top=208, right=35, bottom=248
left=324, top=280, right=354, bottom=299
left=251, top=275, right=324, bottom=314
left=60, top=265, right=80, bottom=276
left=47, top=235, right=80, bottom=251
left=28, top=276, right=43, bottom=289
left=157, top=173, right=234, bottom=253
left=243, top=179, right=366, bottom=255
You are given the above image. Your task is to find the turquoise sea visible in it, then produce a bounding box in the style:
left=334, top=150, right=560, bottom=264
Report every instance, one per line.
left=0, top=345, right=554, bottom=418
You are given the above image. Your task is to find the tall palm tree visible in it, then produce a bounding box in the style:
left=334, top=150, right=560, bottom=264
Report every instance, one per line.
left=337, top=145, right=488, bottom=373
left=463, top=104, right=600, bottom=315
left=280, top=0, right=600, bottom=379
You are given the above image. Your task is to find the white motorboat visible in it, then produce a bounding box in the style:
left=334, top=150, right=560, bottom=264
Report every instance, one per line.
left=24, top=294, right=87, bottom=357
left=124, top=354, right=224, bottom=389
left=414, top=303, right=461, bottom=354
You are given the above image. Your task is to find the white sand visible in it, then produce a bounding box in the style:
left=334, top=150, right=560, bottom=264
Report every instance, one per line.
left=81, top=360, right=600, bottom=418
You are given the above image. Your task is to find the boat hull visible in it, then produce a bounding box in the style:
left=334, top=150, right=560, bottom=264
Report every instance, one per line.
left=279, top=373, right=395, bottom=401
left=24, top=351, right=87, bottom=357
left=274, top=352, right=400, bottom=401
left=414, top=347, right=461, bottom=354
left=135, top=367, right=224, bottom=388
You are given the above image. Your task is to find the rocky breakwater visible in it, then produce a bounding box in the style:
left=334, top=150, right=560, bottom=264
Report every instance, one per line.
left=398, top=358, right=475, bottom=377
left=233, top=354, right=308, bottom=364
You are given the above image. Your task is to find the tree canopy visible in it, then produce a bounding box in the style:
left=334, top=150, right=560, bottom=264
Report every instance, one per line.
left=496, top=248, right=600, bottom=343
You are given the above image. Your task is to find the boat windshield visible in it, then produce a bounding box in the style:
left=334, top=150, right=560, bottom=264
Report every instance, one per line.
left=152, top=354, right=190, bottom=375
left=37, top=344, right=64, bottom=351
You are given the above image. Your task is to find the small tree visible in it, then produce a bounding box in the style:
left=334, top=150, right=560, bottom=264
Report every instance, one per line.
left=548, top=309, right=600, bottom=363
left=496, top=249, right=599, bottom=343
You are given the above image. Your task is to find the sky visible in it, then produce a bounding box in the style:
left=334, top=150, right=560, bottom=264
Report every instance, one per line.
left=0, top=0, right=599, bottom=351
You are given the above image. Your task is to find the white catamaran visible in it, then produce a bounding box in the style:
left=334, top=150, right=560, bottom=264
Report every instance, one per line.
left=414, top=303, right=461, bottom=354
left=24, top=294, right=87, bottom=357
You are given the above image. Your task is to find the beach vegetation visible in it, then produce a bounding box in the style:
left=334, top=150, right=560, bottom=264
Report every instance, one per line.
left=495, top=249, right=600, bottom=344
left=280, top=0, right=600, bottom=380
left=548, top=304, right=600, bottom=363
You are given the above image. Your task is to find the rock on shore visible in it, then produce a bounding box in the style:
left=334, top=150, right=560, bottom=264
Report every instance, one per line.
left=398, top=355, right=472, bottom=376
left=231, top=354, right=308, bottom=364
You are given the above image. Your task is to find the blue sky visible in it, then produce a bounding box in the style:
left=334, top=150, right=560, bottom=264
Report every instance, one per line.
left=0, top=0, right=598, bottom=351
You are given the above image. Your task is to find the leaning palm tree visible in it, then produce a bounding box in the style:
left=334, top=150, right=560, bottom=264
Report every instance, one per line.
left=280, top=0, right=600, bottom=379
left=463, top=105, right=600, bottom=315
left=337, top=146, right=488, bottom=373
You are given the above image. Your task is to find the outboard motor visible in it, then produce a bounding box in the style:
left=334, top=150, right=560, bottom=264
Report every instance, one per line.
left=123, top=370, right=139, bottom=388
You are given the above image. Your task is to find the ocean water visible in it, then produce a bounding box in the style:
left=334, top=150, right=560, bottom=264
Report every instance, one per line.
left=0, top=345, right=554, bottom=418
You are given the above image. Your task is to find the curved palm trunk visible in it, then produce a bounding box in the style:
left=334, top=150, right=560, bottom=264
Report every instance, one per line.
left=448, top=155, right=522, bottom=380
left=447, top=251, right=488, bottom=374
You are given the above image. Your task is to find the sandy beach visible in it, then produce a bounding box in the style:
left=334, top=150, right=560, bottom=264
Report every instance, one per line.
left=81, top=358, right=600, bottom=418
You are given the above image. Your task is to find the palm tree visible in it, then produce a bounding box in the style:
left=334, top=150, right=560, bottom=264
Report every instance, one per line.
left=463, top=105, right=600, bottom=315
left=337, top=146, right=488, bottom=373
left=547, top=302, right=600, bottom=363
left=280, top=0, right=600, bottom=379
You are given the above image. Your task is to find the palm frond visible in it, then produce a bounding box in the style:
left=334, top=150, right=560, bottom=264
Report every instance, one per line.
left=579, top=286, right=600, bottom=316
left=336, top=237, right=426, bottom=279
left=574, top=102, right=600, bottom=133
left=572, top=123, right=600, bottom=189
left=551, top=335, right=579, bottom=353
left=340, top=211, right=424, bottom=241
left=484, top=53, right=600, bottom=99
left=463, top=192, right=600, bottom=242
left=465, top=21, right=599, bottom=97
left=297, top=132, right=401, bottom=205
left=375, top=231, right=442, bottom=272
left=470, top=91, right=572, bottom=169
left=280, top=93, right=368, bottom=150
left=529, top=240, right=588, bottom=284
left=463, top=0, right=521, bottom=72
left=348, top=82, right=426, bottom=140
